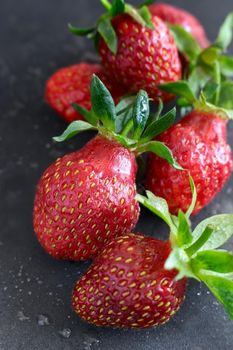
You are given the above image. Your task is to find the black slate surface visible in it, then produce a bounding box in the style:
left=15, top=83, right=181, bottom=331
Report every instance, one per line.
left=1, top=0, right=233, bottom=349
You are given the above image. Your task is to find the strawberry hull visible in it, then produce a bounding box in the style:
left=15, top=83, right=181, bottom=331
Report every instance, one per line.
left=72, top=234, right=187, bottom=328
left=145, top=111, right=233, bottom=214
left=33, top=136, right=140, bottom=260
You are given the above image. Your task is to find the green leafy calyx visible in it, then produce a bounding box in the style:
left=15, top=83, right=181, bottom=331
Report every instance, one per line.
left=137, top=188, right=233, bottom=320
left=69, top=0, right=154, bottom=54
left=53, top=75, right=181, bottom=170
left=164, top=13, right=233, bottom=119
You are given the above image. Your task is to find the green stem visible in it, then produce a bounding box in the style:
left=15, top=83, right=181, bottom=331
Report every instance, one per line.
left=185, top=225, right=214, bottom=257
left=100, top=0, right=112, bottom=11
left=121, top=119, right=134, bottom=137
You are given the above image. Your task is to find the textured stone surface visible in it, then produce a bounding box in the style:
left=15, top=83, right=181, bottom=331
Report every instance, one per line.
left=0, top=0, right=233, bottom=349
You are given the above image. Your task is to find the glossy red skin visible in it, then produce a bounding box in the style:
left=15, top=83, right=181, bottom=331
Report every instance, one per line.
left=45, top=63, right=125, bottom=123
left=33, top=136, right=140, bottom=261
left=146, top=111, right=233, bottom=215
left=99, top=14, right=181, bottom=102
left=72, top=233, right=186, bottom=329
left=149, top=3, right=209, bottom=49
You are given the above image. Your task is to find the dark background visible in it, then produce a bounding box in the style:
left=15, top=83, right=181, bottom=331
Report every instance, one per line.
left=1, top=0, right=233, bottom=349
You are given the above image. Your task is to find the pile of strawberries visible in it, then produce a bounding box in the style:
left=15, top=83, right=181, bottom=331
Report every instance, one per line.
left=34, top=1, right=233, bottom=329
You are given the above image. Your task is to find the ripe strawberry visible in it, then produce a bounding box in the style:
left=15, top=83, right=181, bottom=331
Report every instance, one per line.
left=34, top=136, right=139, bottom=260
left=149, top=3, right=209, bottom=49
left=146, top=110, right=233, bottom=215
left=72, top=191, right=233, bottom=328
left=72, top=233, right=186, bottom=328
left=45, top=63, right=125, bottom=123
left=70, top=1, right=182, bottom=102
left=34, top=76, right=180, bottom=261
left=151, top=25, right=233, bottom=215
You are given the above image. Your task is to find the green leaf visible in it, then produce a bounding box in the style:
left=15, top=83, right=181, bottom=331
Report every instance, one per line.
left=68, top=24, right=95, bottom=36
left=185, top=175, right=197, bottom=219
left=215, top=12, right=233, bottom=50
left=53, top=121, right=96, bottom=142
left=169, top=24, right=201, bottom=62
left=132, top=90, right=150, bottom=140
left=192, top=214, right=233, bottom=251
left=138, top=6, right=154, bottom=29
left=153, top=99, right=164, bottom=121
left=199, top=46, right=221, bottom=66
left=198, top=271, right=233, bottom=320
left=141, top=107, right=176, bottom=142
left=139, top=0, right=154, bottom=6
left=159, top=81, right=197, bottom=103
left=72, top=104, right=98, bottom=125
left=177, top=210, right=192, bottom=247
left=185, top=225, right=214, bottom=257
left=137, top=141, right=183, bottom=170
left=191, top=250, right=233, bottom=274
left=111, top=0, right=125, bottom=16
left=188, top=66, right=210, bottom=95
left=125, top=4, right=151, bottom=28
left=136, top=191, right=175, bottom=230
left=202, top=80, right=219, bottom=104
left=218, top=80, right=233, bottom=109
left=219, top=55, right=233, bottom=77
left=195, top=92, right=233, bottom=119
left=115, top=95, right=135, bottom=133
left=90, top=75, right=116, bottom=130
left=97, top=17, right=118, bottom=54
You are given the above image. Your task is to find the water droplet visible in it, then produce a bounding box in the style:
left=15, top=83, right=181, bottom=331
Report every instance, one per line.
left=37, top=314, right=50, bottom=326
left=58, top=328, right=72, bottom=339
left=17, top=311, right=30, bottom=321
left=83, top=336, right=100, bottom=350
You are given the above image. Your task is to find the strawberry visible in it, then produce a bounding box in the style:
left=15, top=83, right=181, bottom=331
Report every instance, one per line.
left=149, top=2, right=209, bottom=49
left=34, top=76, right=180, bottom=261
left=72, top=233, right=186, bottom=328
left=146, top=14, right=233, bottom=215
left=45, top=63, right=125, bottom=123
left=145, top=110, right=233, bottom=215
left=33, top=137, right=139, bottom=260
left=72, top=189, right=233, bottom=328
left=69, top=0, right=181, bottom=102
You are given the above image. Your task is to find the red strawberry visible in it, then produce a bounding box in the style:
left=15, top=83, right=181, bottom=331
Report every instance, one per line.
left=72, top=191, right=233, bottom=328
left=149, top=3, right=209, bottom=49
left=99, top=14, right=181, bottom=102
left=33, top=136, right=139, bottom=260
left=45, top=63, right=125, bottom=123
left=145, top=110, right=233, bottom=215
left=72, top=233, right=186, bottom=328
left=34, top=76, right=180, bottom=260
left=70, top=1, right=182, bottom=102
